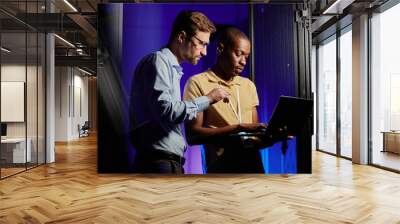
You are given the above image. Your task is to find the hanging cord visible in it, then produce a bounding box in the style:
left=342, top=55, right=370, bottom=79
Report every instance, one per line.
left=218, top=82, right=241, bottom=123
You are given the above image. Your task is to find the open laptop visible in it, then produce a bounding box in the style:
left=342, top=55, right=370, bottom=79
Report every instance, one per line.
left=263, top=96, right=313, bottom=138
left=231, top=96, right=313, bottom=142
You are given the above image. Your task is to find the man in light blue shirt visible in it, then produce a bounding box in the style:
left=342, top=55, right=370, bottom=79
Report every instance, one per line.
left=130, top=10, right=229, bottom=174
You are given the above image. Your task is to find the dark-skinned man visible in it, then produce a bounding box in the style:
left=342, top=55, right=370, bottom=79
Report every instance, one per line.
left=183, top=27, right=266, bottom=173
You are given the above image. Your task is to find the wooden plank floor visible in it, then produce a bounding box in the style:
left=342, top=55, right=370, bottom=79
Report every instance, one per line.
left=1, top=134, right=400, bottom=223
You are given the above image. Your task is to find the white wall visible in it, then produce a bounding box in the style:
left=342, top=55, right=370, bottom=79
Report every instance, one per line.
left=55, top=67, right=89, bottom=141
left=72, top=73, right=89, bottom=137
left=55, top=66, right=70, bottom=141
left=1, top=65, right=26, bottom=81
left=1, top=65, right=40, bottom=137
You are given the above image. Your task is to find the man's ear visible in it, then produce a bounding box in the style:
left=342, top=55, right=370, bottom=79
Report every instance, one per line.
left=217, top=43, right=224, bottom=55
left=177, top=31, right=187, bottom=44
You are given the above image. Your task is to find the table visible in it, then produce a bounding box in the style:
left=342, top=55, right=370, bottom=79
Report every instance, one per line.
left=382, top=131, right=400, bottom=154
left=1, top=138, right=32, bottom=163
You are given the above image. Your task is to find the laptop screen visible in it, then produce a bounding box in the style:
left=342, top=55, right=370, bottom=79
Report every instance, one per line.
left=265, top=96, right=313, bottom=137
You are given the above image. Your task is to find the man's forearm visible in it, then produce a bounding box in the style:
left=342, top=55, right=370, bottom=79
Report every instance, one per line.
left=186, top=125, right=240, bottom=145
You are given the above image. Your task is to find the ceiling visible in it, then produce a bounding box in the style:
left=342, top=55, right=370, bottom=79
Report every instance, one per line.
left=0, top=0, right=101, bottom=73
left=311, top=0, right=390, bottom=43
left=0, top=0, right=393, bottom=74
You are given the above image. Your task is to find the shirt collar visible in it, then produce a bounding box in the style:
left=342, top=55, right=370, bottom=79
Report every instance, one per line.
left=161, top=47, right=183, bottom=75
left=205, top=69, right=241, bottom=87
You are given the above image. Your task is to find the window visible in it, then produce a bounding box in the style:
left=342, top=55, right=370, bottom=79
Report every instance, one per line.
left=370, top=2, right=400, bottom=171
left=339, top=28, right=352, bottom=158
left=316, top=25, right=353, bottom=159
left=0, top=1, right=47, bottom=179
left=317, top=36, right=337, bottom=154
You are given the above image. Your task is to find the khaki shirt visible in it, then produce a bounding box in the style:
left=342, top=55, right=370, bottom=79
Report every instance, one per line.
left=183, top=70, right=259, bottom=127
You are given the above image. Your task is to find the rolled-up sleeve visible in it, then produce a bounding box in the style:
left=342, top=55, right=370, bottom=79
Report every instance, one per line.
left=183, top=77, right=210, bottom=120
left=191, top=96, right=209, bottom=112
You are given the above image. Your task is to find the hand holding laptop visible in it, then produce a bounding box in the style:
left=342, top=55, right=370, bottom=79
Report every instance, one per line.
left=238, top=123, right=267, bottom=133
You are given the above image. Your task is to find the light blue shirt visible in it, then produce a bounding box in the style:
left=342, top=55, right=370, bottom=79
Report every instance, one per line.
left=130, top=48, right=210, bottom=156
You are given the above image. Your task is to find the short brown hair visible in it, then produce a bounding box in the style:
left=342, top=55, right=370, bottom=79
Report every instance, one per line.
left=169, top=10, right=216, bottom=43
